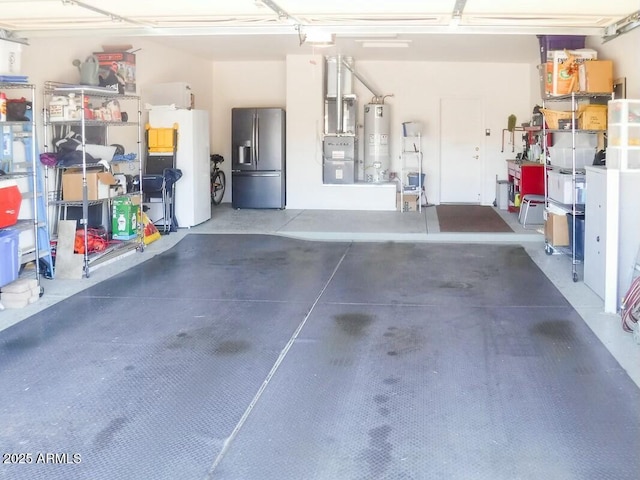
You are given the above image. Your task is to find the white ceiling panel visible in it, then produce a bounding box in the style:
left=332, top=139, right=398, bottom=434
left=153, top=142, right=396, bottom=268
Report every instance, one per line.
left=0, top=0, right=636, bottom=33
left=0, top=0, right=637, bottom=62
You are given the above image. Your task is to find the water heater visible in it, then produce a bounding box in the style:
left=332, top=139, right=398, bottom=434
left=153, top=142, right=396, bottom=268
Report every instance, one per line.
left=363, top=103, right=390, bottom=183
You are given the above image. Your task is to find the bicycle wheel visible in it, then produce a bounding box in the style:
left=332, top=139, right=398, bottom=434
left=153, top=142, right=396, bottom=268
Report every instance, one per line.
left=211, top=170, right=226, bottom=205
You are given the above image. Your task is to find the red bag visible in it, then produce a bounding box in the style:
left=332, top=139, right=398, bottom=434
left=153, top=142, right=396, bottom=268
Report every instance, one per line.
left=74, top=228, right=108, bottom=254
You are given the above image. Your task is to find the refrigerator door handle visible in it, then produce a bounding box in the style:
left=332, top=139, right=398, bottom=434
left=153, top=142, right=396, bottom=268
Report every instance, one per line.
left=254, top=113, right=260, bottom=165
left=234, top=171, right=280, bottom=177
left=252, top=113, right=257, bottom=165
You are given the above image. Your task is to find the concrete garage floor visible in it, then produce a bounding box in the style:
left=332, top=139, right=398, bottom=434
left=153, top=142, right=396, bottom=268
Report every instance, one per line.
left=0, top=205, right=639, bottom=480
left=2, top=205, right=638, bottom=386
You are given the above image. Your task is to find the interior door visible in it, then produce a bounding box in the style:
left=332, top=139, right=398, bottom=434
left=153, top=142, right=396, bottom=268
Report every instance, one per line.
left=440, top=98, right=484, bottom=203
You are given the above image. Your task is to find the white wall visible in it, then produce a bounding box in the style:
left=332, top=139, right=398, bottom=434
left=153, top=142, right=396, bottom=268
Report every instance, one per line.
left=18, top=31, right=638, bottom=210
left=349, top=61, right=532, bottom=205
left=587, top=28, right=640, bottom=99
left=283, top=55, right=397, bottom=210
left=20, top=36, right=214, bottom=153
left=210, top=60, right=286, bottom=204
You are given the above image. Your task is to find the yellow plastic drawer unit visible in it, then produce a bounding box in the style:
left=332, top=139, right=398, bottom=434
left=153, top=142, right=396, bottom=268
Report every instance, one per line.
left=146, top=124, right=178, bottom=153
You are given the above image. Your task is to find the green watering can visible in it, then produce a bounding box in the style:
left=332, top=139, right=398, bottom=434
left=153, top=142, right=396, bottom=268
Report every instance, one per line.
left=73, top=55, right=100, bottom=86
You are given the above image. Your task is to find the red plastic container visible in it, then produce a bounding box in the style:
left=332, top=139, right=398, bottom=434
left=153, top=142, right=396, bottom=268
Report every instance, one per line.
left=0, top=183, right=22, bottom=228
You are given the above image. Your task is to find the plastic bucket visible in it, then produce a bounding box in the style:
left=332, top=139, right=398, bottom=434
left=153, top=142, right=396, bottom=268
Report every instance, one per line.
left=408, top=172, right=425, bottom=187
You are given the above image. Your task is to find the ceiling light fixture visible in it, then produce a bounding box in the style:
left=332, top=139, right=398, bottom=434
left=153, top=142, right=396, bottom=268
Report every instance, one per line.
left=297, top=26, right=335, bottom=47
left=305, top=30, right=335, bottom=45
left=356, top=39, right=412, bottom=49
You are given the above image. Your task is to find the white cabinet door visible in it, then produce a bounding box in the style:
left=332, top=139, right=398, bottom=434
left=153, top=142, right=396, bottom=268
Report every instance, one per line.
left=584, top=167, right=606, bottom=299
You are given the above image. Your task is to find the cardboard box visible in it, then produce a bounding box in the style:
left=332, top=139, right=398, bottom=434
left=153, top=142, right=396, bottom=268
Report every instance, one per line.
left=545, top=50, right=599, bottom=96
left=578, top=104, right=608, bottom=130
left=545, top=212, right=569, bottom=246
left=93, top=51, right=136, bottom=94
left=579, top=60, right=613, bottom=93
left=112, top=197, right=139, bottom=240
left=545, top=61, right=578, bottom=96
left=546, top=49, right=598, bottom=64
left=111, top=161, right=139, bottom=175
left=397, top=192, right=418, bottom=212
left=62, top=169, right=119, bottom=201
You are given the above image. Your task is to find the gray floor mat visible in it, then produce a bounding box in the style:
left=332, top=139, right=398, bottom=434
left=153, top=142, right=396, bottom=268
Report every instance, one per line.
left=0, top=235, right=638, bottom=480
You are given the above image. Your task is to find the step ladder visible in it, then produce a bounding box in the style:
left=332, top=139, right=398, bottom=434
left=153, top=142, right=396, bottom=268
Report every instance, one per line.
left=7, top=122, right=54, bottom=283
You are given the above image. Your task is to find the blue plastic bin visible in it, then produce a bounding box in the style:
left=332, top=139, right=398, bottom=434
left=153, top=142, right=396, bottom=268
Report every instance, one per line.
left=0, top=228, right=20, bottom=287
left=566, top=213, right=585, bottom=261
left=408, top=173, right=425, bottom=187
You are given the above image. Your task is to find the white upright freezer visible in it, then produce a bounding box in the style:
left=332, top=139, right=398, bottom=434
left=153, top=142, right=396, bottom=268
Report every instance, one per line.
left=148, top=108, right=211, bottom=227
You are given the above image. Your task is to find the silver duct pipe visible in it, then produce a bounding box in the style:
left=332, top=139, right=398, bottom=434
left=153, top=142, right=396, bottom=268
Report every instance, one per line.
left=341, top=58, right=382, bottom=100
left=335, top=55, right=343, bottom=134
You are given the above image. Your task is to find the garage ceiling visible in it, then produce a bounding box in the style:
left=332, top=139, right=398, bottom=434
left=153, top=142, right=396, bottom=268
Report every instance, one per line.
left=0, top=0, right=638, bottom=62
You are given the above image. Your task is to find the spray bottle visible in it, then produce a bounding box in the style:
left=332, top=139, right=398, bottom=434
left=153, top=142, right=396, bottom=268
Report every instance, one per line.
left=0, top=93, right=7, bottom=122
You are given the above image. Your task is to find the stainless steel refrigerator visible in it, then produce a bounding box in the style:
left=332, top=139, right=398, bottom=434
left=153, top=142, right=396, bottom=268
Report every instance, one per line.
left=231, top=107, right=286, bottom=209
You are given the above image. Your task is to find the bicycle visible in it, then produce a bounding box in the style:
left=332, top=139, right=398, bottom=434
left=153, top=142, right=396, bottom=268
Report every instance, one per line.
left=210, top=154, right=226, bottom=205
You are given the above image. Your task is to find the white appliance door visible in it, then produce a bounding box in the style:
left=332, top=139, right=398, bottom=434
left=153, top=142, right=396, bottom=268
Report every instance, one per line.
left=148, top=109, right=211, bottom=227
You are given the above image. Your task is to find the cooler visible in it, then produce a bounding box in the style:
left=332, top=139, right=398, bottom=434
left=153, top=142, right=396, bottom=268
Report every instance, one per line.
left=0, top=179, right=22, bottom=228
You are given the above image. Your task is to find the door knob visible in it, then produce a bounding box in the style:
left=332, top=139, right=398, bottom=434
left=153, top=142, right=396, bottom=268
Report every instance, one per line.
left=472, top=155, right=479, bottom=159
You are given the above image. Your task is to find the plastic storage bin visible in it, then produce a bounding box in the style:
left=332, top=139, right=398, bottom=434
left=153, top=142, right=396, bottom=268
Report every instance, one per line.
left=566, top=213, right=585, bottom=261
left=0, top=228, right=20, bottom=287
left=547, top=171, right=586, bottom=204
left=608, top=99, right=640, bottom=124
left=407, top=172, right=425, bottom=187
left=496, top=180, right=510, bottom=210
left=547, top=146, right=596, bottom=169
left=607, top=99, right=640, bottom=170
left=607, top=148, right=640, bottom=169
left=537, top=35, right=586, bottom=64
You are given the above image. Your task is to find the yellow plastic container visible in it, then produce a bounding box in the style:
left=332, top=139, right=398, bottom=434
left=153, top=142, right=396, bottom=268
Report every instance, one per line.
left=146, top=123, right=178, bottom=153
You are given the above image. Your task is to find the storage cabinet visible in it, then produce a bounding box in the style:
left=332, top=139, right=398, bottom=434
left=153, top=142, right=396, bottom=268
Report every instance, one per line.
left=584, top=166, right=640, bottom=313
left=43, top=82, right=143, bottom=278
left=0, top=82, right=52, bottom=292
left=506, top=160, right=544, bottom=212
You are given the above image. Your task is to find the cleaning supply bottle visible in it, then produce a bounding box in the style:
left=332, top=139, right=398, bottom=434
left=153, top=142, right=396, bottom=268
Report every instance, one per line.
left=117, top=213, right=126, bottom=232
left=65, top=93, right=78, bottom=120
left=0, top=93, right=7, bottom=122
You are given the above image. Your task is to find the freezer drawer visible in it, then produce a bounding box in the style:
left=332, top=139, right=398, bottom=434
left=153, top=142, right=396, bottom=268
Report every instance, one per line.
left=232, top=172, right=285, bottom=209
